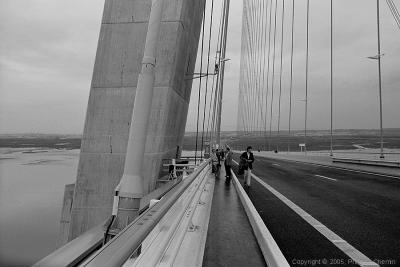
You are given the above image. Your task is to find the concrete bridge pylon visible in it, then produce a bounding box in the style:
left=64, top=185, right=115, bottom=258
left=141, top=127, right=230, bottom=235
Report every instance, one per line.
left=60, top=0, right=206, bottom=243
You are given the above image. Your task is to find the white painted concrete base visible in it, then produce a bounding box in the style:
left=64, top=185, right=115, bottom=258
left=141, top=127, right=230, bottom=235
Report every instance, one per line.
left=231, top=161, right=290, bottom=267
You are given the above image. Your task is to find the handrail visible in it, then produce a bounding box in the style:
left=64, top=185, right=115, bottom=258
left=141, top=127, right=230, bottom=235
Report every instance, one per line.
left=32, top=177, right=184, bottom=267
left=131, top=161, right=211, bottom=266
left=332, top=157, right=400, bottom=168
left=81, top=159, right=211, bottom=267
left=32, top=223, right=105, bottom=267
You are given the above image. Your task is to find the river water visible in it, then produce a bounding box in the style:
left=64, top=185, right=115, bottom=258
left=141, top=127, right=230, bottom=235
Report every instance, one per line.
left=0, top=148, right=79, bottom=267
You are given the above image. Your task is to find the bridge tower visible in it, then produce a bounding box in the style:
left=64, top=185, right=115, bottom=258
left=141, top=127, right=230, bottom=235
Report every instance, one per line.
left=60, top=0, right=205, bottom=243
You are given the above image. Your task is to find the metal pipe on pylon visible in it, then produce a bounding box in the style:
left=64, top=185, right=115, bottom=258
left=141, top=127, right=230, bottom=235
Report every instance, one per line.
left=113, top=0, right=165, bottom=232
left=216, top=0, right=230, bottom=146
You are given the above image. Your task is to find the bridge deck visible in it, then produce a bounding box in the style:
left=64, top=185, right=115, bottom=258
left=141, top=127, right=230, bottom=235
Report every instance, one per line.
left=231, top=153, right=400, bottom=266
left=203, top=164, right=266, bottom=267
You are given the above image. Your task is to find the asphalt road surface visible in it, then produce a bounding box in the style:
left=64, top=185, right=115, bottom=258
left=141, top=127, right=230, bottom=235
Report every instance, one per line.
left=232, top=155, right=400, bottom=267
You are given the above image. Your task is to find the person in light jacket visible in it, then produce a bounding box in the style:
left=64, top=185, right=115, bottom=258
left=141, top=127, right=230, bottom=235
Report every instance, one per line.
left=240, top=146, right=255, bottom=187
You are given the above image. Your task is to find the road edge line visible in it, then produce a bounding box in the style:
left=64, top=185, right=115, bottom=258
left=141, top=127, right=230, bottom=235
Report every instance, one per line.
left=230, top=163, right=290, bottom=267
left=254, top=153, right=400, bottom=180
left=242, top=165, right=379, bottom=267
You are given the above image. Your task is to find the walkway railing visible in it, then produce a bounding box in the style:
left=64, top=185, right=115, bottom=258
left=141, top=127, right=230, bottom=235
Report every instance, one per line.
left=34, top=156, right=292, bottom=267
left=82, top=159, right=211, bottom=267
left=33, top=159, right=211, bottom=267
left=332, top=157, right=400, bottom=168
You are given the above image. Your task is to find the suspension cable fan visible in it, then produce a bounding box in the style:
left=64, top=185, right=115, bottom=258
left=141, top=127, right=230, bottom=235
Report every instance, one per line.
left=200, top=0, right=215, bottom=159
left=194, top=0, right=207, bottom=164
left=386, top=0, right=400, bottom=30
left=277, top=0, right=286, bottom=151
left=269, top=0, right=278, bottom=151
left=288, top=0, right=295, bottom=152
left=304, top=0, right=310, bottom=152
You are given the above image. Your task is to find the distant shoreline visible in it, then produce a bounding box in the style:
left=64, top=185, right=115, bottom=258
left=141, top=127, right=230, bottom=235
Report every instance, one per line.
left=1, top=128, right=400, bottom=151
left=0, top=137, right=81, bottom=150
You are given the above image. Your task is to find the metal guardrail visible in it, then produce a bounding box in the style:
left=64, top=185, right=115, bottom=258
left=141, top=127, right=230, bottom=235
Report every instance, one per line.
left=33, top=174, right=187, bottom=267
left=332, top=152, right=400, bottom=155
left=332, top=157, right=400, bottom=168
left=81, top=159, right=211, bottom=267
left=131, top=161, right=213, bottom=266
left=32, top=223, right=105, bottom=267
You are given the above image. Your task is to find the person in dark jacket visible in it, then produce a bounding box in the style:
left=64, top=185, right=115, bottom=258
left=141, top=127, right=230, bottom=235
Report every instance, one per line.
left=211, top=149, right=218, bottom=174
left=216, top=149, right=221, bottom=166
left=224, top=146, right=233, bottom=182
left=240, top=146, right=255, bottom=187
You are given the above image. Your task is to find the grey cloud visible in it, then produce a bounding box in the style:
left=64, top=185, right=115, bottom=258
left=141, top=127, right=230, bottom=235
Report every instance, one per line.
left=0, top=0, right=399, bottom=134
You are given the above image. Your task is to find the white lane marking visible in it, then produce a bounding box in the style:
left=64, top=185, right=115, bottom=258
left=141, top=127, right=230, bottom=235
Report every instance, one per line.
left=257, top=156, right=400, bottom=180
left=232, top=160, right=379, bottom=267
left=314, top=174, right=337, bottom=182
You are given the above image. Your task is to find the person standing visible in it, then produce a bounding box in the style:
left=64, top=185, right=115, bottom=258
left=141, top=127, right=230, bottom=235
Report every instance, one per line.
left=211, top=149, right=218, bottom=174
left=216, top=149, right=221, bottom=167
left=220, top=148, right=225, bottom=161
left=240, top=146, right=255, bottom=187
left=224, top=146, right=233, bottom=182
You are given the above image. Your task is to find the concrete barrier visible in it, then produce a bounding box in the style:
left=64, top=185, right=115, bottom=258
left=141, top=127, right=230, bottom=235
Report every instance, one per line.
left=33, top=171, right=194, bottom=267
left=231, top=162, right=290, bottom=267
left=81, top=159, right=212, bottom=267
left=332, top=157, right=400, bottom=168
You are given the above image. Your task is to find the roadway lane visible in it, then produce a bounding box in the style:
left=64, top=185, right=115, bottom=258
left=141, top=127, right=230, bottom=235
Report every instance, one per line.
left=232, top=154, right=400, bottom=266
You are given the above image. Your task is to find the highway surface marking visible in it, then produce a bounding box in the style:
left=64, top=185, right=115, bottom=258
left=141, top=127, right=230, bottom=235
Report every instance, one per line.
left=314, top=174, right=337, bottom=182
left=252, top=174, right=378, bottom=267
left=258, top=156, right=400, bottom=180
left=232, top=160, right=379, bottom=267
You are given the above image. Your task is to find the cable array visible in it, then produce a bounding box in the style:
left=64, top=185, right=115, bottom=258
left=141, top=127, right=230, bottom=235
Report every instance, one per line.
left=236, top=0, right=312, bottom=152
left=236, top=0, right=395, bottom=155
left=193, top=0, right=231, bottom=159
left=238, top=0, right=287, bottom=150
left=386, top=0, right=400, bottom=30
left=237, top=0, right=310, bottom=151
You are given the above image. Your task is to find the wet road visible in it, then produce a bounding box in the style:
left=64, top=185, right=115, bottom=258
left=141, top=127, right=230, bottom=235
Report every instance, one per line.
left=233, top=155, right=400, bottom=266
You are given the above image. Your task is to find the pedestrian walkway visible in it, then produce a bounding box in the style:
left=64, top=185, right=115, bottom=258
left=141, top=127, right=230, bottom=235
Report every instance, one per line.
left=203, top=164, right=266, bottom=267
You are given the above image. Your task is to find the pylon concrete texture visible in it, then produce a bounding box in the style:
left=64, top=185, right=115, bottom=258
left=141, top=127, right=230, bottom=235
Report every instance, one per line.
left=65, top=0, right=205, bottom=241
left=58, top=183, right=74, bottom=246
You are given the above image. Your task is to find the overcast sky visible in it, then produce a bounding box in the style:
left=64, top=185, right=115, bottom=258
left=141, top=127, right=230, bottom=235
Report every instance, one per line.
left=0, top=0, right=399, bottom=134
